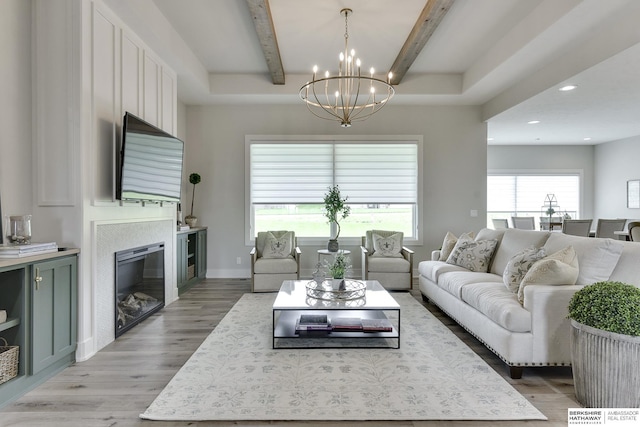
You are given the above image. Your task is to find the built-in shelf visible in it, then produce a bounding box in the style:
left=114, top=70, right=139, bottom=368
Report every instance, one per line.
left=0, top=318, right=20, bottom=333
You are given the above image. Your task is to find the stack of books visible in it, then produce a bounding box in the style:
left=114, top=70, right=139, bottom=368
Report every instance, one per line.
left=295, top=314, right=332, bottom=333
left=0, top=242, right=58, bottom=258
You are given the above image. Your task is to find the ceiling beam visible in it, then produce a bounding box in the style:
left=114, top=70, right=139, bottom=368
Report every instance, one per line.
left=389, top=0, right=455, bottom=85
left=246, top=0, right=285, bottom=85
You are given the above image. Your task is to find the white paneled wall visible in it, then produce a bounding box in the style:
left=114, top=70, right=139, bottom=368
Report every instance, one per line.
left=33, top=0, right=179, bottom=361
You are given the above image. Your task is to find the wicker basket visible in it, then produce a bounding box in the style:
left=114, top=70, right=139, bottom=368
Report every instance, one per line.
left=0, top=337, right=19, bottom=385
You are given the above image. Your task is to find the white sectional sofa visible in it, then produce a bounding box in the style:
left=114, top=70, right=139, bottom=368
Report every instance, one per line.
left=418, top=228, right=640, bottom=378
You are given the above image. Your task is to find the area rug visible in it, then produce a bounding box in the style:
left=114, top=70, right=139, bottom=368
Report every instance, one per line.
left=140, top=293, right=546, bottom=421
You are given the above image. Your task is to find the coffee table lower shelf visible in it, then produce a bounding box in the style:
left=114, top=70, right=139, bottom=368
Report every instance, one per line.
left=272, top=309, right=400, bottom=349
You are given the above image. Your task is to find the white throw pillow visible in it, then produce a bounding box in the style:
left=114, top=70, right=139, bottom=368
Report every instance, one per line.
left=371, top=232, right=403, bottom=257
left=517, top=245, right=579, bottom=304
left=503, top=246, right=547, bottom=293
left=439, top=231, right=475, bottom=261
left=446, top=237, right=498, bottom=273
left=262, top=231, right=293, bottom=259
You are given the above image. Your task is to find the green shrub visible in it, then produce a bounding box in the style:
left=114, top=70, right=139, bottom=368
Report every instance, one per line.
left=568, top=281, right=640, bottom=336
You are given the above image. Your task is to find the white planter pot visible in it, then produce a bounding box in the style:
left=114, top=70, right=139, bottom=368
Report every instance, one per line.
left=331, top=278, right=344, bottom=291
left=570, top=320, right=640, bottom=408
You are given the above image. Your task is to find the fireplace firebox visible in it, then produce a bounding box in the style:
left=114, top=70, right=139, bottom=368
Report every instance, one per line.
left=115, top=243, right=165, bottom=337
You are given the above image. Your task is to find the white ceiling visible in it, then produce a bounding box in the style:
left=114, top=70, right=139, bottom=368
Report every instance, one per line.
left=105, top=0, right=640, bottom=145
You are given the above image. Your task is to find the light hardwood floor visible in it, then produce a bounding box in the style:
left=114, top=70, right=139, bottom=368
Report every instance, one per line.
left=1, top=279, right=578, bottom=426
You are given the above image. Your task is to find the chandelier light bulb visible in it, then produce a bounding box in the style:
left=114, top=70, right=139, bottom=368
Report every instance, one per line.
left=339, top=52, right=344, bottom=61
left=370, top=67, right=375, bottom=76
left=325, top=71, right=330, bottom=78
left=313, top=65, right=318, bottom=74
left=356, top=58, right=361, bottom=68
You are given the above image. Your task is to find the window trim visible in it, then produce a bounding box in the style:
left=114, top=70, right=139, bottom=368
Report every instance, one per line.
left=245, top=135, right=424, bottom=246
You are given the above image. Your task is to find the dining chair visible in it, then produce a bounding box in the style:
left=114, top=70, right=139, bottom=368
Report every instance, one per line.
left=511, top=216, right=535, bottom=230
left=594, top=218, right=627, bottom=239
left=628, top=221, right=640, bottom=242
left=492, top=218, right=509, bottom=229
left=562, top=219, right=593, bottom=237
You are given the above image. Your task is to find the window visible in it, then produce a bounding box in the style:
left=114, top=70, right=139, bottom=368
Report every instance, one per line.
left=487, top=172, right=581, bottom=229
left=246, top=136, right=422, bottom=243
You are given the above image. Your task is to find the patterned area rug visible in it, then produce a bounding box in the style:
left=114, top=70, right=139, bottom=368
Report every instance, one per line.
left=140, top=293, right=546, bottom=421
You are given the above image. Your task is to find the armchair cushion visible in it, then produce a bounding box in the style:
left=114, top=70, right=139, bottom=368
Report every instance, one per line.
left=371, top=231, right=403, bottom=258
left=253, top=257, right=298, bottom=274
left=262, top=231, right=293, bottom=259
left=368, top=256, right=410, bottom=273
left=256, top=230, right=294, bottom=258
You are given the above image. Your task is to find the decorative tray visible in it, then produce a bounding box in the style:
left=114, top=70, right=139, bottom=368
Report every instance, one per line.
left=306, top=279, right=366, bottom=301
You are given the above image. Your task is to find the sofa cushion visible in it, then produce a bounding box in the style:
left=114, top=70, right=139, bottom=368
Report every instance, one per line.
left=475, top=228, right=507, bottom=243
left=542, top=233, right=623, bottom=286
left=503, top=246, right=547, bottom=293
left=368, top=256, right=410, bottom=273
left=517, top=246, right=579, bottom=304
left=608, top=241, right=640, bottom=287
left=461, top=282, right=532, bottom=332
left=446, top=237, right=498, bottom=272
left=490, top=229, right=551, bottom=275
left=418, top=260, right=468, bottom=282
left=371, top=231, right=403, bottom=258
left=437, top=270, right=503, bottom=298
left=439, top=231, right=474, bottom=261
left=254, top=257, right=297, bottom=274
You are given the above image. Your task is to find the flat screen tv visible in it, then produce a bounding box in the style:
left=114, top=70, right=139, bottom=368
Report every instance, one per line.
left=117, top=112, right=184, bottom=203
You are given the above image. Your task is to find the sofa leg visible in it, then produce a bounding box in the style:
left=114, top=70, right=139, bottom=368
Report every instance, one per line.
left=509, top=366, right=523, bottom=379
left=421, top=294, right=429, bottom=303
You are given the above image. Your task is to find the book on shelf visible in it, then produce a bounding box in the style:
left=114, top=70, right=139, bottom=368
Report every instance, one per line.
left=295, top=314, right=332, bottom=332
left=0, top=242, right=58, bottom=258
left=0, top=310, right=6, bottom=324
left=331, top=317, right=363, bottom=331
left=361, top=318, right=393, bottom=332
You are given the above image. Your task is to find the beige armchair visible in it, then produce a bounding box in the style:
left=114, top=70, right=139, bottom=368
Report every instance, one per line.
left=250, top=230, right=301, bottom=292
left=360, top=230, right=413, bottom=290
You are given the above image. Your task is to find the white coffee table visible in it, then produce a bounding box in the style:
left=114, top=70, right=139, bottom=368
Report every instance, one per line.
left=272, top=279, right=400, bottom=349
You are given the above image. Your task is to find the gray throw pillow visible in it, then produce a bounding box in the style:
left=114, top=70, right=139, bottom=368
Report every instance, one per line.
left=446, top=238, right=498, bottom=273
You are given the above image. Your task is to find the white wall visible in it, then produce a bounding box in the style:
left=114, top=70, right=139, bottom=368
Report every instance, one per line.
left=488, top=145, right=595, bottom=219
left=0, top=0, right=32, bottom=220
left=594, top=136, right=640, bottom=222
left=185, top=104, right=487, bottom=278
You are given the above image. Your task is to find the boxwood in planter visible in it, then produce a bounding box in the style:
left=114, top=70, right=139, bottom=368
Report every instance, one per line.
left=568, top=281, right=640, bottom=408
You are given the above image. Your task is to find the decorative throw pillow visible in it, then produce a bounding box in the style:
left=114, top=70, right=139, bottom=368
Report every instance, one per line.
left=446, top=238, right=498, bottom=273
left=439, top=231, right=475, bottom=261
left=517, top=245, right=579, bottom=304
left=503, top=246, right=547, bottom=293
left=371, top=232, right=403, bottom=257
left=261, top=231, right=293, bottom=259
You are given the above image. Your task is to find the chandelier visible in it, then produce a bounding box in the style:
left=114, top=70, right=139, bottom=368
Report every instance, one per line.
left=299, top=8, right=395, bottom=127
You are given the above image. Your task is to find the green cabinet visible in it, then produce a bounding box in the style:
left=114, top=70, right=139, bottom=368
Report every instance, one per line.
left=0, top=251, right=78, bottom=408
left=177, top=228, right=207, bottom=295
left=30, top=257, right=77, bottom=375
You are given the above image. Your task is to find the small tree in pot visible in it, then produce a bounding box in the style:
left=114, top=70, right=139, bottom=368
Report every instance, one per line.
left=323, top=185, right=351, bottom=252
left=184, top=172, right=201, bottom=227
left=567, top=281, right=640, bottom=408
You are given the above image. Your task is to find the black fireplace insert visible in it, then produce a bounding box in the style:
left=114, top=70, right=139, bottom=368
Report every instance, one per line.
left=115, top=242, right=165, bottom=337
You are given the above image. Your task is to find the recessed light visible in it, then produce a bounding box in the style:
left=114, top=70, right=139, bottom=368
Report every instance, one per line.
left=528, top=120, right=540, bottom=124
left=559, top=85, right=577, bottom=91
left=487, top=137, right=494, bottom=141
left=583, top=137, right=592, bottom=141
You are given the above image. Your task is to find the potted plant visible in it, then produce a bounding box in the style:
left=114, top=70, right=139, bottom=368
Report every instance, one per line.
left=324, top=252, right=351, bottom=290
left=323, top=185, right=351, bottom=252
left=184, top=172, right=201, bottom=227
left=567, top=281, right=640, bottom=408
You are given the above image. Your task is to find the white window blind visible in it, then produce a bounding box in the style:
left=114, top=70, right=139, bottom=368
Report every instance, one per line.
left=250, top=141, right=418, bottom=204
left=488, top=174, right=580, bottom=216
